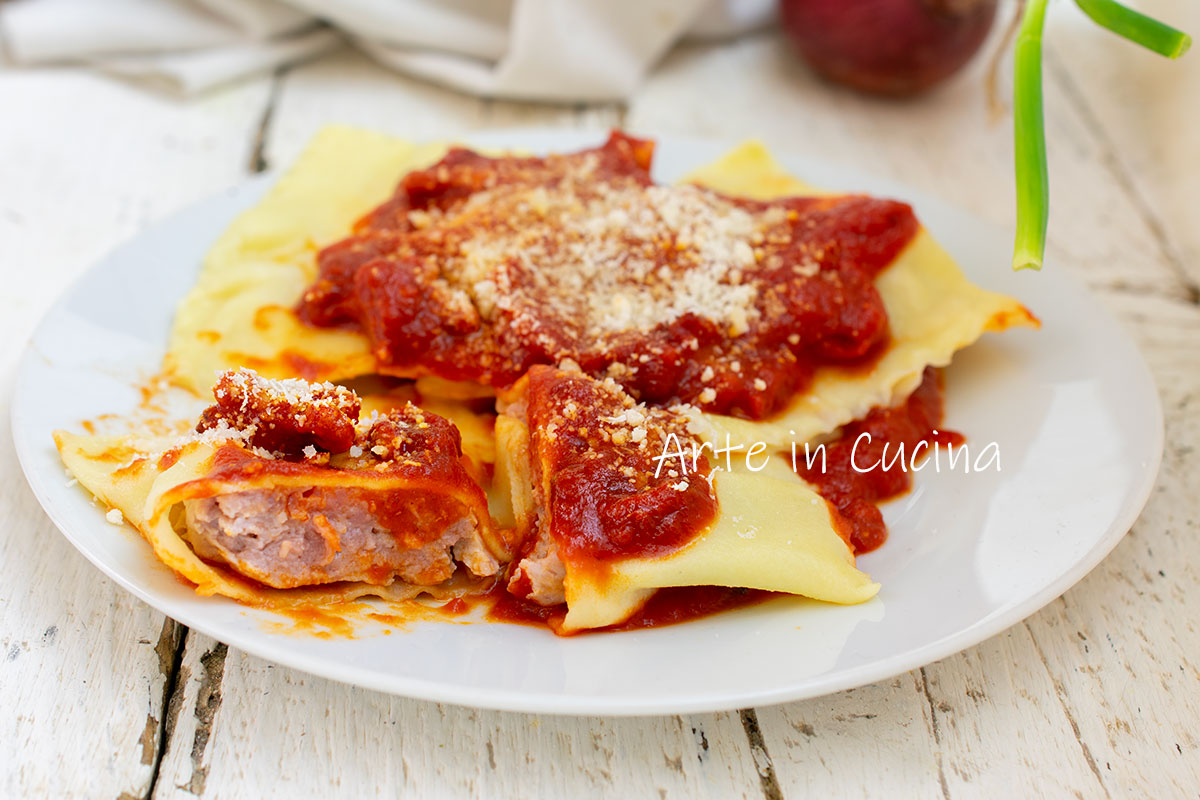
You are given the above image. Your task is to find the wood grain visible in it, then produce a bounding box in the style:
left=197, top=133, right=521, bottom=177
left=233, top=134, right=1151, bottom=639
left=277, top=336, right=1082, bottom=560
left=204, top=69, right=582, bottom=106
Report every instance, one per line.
left=0, top=68, right=273, bottom=796
left=151, top=632, right=767, bottom=799
left=1045, top=1, right=1200, bottom=293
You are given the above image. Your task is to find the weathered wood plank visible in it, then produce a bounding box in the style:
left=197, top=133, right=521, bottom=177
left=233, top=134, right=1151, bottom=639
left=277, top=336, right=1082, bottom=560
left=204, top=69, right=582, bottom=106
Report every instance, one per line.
left=749, top=675, right=943, bottom=799
left=0, top=68, right=273, bottom=797
left=908, top=286, right=1200, bottom=798
left=152, top=632, right=765, bottom=800
left=1044, top=1, right=1200, bottom=292
left=920, top=630, right=1113, bottom=798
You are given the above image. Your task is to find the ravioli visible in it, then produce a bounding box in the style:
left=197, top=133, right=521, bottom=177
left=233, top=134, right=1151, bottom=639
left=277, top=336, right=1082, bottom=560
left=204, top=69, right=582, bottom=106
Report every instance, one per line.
left=561, top=456, right=880, bottom=632
left=495, top=366, right=877, bottom=633
left=58, top=432, right=434, bottom=606
left=293, top=130, right=919, bottom=418
left=56, top=371, right=502, bottom=605
left=164, top=127, right=448, bottom=393
left=166, top=129, right=1032, bottom=451
left=686, top=143, right=1037, bottom=447
left=87, top=129, right=1031, bottom=634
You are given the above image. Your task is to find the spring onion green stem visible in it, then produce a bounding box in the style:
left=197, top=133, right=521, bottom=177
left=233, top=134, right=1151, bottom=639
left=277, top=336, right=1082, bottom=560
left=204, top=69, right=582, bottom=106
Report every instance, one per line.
left=1011, top=0, right=1190, bottom=271
left=1012, top=0, right=1049, bottom=272
left=1075, top=0, right=1192, bottom=59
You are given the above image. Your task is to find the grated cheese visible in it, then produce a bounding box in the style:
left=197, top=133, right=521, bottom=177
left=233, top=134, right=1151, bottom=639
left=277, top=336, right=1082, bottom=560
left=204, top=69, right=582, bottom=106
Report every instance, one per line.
left=395, top=164, right=808, bottom=362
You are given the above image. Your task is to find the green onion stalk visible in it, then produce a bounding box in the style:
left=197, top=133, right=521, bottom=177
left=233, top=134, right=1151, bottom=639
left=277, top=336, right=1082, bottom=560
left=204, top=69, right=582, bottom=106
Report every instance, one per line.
left=1011, top=0, right=1191, bottom=271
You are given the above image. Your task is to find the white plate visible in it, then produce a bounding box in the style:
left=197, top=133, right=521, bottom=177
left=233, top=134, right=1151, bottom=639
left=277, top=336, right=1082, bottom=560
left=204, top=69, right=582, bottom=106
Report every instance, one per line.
left=12, top=129, right=1162, bottom=715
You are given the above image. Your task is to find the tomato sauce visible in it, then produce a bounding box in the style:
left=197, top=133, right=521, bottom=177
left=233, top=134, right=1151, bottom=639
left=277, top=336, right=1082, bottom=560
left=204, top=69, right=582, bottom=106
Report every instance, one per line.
left=608, top=586, right=774, bottom=631
left=522, top=366, right=718, bottom=562
left=796, top=367, right=962, bottom=554
left=258, top=136, right=954, bottom=633
left=485, top=582, right=773, bottom=635
left=296, top=131, right=918, bottom=419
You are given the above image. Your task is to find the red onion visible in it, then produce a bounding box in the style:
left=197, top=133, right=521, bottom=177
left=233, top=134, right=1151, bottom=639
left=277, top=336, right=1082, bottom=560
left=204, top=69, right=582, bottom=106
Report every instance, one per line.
left=779, top=0, right=999, bottom=96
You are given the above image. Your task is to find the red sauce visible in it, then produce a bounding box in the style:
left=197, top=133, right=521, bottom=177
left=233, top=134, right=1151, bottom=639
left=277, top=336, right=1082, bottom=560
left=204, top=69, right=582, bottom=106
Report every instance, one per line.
left=486, top=584, right=563, bottom=628
left=296, top=131, right=918, bottom=419
left=186, top=396, right=476, bottom=495
left=197, top=369, right=360, bottom=456
left=439, top=597, right=470, bottom=616
left=608, top=586, right=774, bottom=631
left=281, top=350, right=334, bottom=381
left=163, top=401, right=489, bottom=535
left=795, top=367, right=963, bottom=554
left=298, top=134, right=655, bottom=331
left=365, top=489, right=469, bottom=551
left=485, top=583, right=773, bottom=635
left=522, top=366, right=718, bottom=562
left=264, top=605, right=357, bottom=639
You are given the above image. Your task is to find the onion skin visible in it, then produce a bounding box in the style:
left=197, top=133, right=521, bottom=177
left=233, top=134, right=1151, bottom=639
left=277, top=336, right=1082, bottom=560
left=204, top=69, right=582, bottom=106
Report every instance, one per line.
left=779, top=0, right=999, bottom=96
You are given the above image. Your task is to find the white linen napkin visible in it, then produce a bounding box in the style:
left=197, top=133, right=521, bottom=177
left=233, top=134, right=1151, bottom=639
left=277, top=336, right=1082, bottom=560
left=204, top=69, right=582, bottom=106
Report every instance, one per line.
left=0, top=0, right=774, bottom=100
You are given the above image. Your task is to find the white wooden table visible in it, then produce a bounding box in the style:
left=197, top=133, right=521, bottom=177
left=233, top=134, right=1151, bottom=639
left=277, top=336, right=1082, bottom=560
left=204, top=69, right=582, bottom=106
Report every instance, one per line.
left=3, top=5, right=1198, bottom=797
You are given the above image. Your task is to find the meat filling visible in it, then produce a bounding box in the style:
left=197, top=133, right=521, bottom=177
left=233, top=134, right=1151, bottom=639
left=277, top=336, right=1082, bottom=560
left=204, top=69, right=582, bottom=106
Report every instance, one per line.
left=499, top=366, right=719, bottom=606
left=511, top=527, right=566, bottom=606
left=179, top=369, right=502, bottom=590
left=183, top=486, right=498, bottom=589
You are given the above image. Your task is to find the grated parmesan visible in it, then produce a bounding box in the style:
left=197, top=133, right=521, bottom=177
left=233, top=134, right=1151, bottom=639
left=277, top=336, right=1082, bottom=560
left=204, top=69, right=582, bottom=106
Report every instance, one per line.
left=387, top=162, right=806, bottom=363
